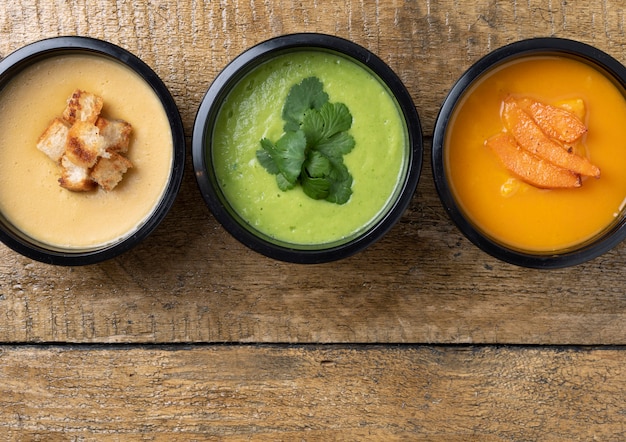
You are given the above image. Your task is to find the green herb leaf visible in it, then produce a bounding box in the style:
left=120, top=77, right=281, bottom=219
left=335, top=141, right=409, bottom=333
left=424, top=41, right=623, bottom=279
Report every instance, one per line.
left=316, top=131, right=355, bottom=158
left=304, top=150, right=331, bottom=178
left=258, top=130, right=307, bottom=183
left=301, top=102, right=353, bottom=147
left=273, top=130, right=307, bottom=183
left=325, top=159, right=353, bottom=204
left=319, top=102, right=352, bottom=138
left=282, top=77, right=329, bottom=131
left=301, top=174, right=331, bottom=200
left=257, top=76, right=355, bottom=205
left=301, top=108, right=325, bottom=146
left=276, top=173, right=296, bottom=191
left=256, top=140, right=280, bottom=175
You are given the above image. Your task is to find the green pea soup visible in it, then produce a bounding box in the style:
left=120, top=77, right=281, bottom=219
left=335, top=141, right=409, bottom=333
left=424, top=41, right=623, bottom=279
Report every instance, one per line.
left=212, top=51, right=408, bottom=245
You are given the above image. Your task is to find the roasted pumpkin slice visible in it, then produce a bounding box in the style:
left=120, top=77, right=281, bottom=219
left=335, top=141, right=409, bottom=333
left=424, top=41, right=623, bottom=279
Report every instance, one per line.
left=486, top=133, right=582, bottom=189
left=502, top=99, right=600, bottom=178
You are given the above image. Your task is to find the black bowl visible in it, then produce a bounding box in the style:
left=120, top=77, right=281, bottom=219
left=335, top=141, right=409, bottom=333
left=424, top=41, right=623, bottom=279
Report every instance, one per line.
left=432, top=37, right=626, bottom=269
left=192, top=33, right=422, bottom=264
left=0, top=36, right=185, bottom=265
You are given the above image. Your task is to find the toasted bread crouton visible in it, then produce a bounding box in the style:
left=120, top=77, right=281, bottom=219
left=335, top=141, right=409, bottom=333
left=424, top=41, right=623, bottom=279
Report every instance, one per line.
left=38, top=89, right=134, bottom=192
left=95, top=117, right=132, bottom=153
left=65, top=121, right=107, bottom=169
left=58, top=155, right=97, bottom=191
left=91, top=152, right=133, bottom=191
left=62, top=89, right=104, bottom=124
left=36, top=118, right=70, bottom=163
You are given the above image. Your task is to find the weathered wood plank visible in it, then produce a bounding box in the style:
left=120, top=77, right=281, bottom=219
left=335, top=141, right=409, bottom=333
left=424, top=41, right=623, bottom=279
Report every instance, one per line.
left=0, top=345, right=624, bottom=440
left=0, top=1, right=624, bottom=346
left=1, top=143, right=625, bottom=345
left=2, top=1, right=625, bottom=136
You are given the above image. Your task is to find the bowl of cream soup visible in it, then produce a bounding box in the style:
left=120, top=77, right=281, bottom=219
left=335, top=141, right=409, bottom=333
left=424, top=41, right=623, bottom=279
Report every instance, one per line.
left=192, top=33, right=422, bottom=263
left=0, top=37, right=185, bottom=265
left=432, top=38, right=626, bottom=268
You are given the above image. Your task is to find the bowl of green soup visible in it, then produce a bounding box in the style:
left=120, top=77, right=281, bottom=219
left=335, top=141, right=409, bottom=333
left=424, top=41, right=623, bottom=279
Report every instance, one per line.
left=192, top=33, right=422, bottom=263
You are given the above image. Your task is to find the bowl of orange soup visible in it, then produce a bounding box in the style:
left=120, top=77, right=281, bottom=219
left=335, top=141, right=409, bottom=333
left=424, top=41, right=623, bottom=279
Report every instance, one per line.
left=432, top=38, right=626, bottom=268
left=0, top=37, right=185, bottom=265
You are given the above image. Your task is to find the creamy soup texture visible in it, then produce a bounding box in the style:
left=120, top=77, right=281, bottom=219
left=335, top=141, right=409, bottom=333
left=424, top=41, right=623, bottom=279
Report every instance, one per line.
left=446, top=56, right=626, bottom=252
left=0, top=54, right=173, bottom=249
left=212, top=51, right=408, bottom=245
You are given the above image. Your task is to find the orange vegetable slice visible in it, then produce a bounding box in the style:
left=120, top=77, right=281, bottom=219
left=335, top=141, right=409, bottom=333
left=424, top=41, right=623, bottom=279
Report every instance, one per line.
left=502, top=99, right=600, bottom=178
left=486, top=133, right=581, bottom=189
left=516, top=97, right=587, bottom=143
left=554, top=98, right=585, bottom=121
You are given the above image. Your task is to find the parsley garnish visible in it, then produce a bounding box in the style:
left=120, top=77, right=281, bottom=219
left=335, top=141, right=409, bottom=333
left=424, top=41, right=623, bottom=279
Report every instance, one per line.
left=256, top=77, right=355, bottom=204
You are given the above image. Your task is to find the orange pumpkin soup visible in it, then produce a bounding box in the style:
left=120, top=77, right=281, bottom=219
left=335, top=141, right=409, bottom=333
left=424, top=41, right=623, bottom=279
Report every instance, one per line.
left=445, top=56, right=626, bottom=252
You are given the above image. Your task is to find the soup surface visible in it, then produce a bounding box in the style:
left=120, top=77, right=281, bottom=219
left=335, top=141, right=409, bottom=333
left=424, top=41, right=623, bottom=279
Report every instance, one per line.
left=446, top=56, right=626, bottom=252
left=0, top=54, right=173, bottom=249
left=212, top=51, right=407, bottom=245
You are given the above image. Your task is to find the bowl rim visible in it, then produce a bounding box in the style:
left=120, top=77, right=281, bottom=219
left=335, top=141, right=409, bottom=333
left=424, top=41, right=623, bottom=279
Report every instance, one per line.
left=0, top=36, right=186, bottom=266
left=431, top=37, right=626, bottom=269
left=192, top=32, right=423, bottom=264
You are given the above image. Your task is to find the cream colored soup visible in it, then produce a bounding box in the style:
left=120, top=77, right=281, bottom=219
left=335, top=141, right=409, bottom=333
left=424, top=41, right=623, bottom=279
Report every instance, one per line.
left=0, top=54, right=173, bottom=249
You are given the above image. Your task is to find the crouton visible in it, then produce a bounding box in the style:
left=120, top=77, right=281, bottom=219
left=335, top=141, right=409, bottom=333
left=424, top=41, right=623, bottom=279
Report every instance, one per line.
left=36, top=118, right=69, bottom=163
left=65, top=121, right=107, bottom=169
left=95, top=117, right=132, bottom=153
left=38, top=89, right=134, bottom=192
left=58, top=155, right=97, bottom=191
left=62, top=89, right=103, bottom=124
left=91, top=152, right=133, bottom=191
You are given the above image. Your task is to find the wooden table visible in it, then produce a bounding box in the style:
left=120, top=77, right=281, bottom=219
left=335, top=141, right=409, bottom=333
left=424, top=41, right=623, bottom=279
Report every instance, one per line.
left=1, top=1, right=625, bottom=439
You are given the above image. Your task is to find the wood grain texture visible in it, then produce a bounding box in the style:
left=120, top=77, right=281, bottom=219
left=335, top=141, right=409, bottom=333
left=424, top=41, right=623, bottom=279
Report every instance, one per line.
left=1, top=345, right=624, bottom=440
left=3, top=2, right=626, bottom=439
left=2, top=1, right=626, bottom=137
left=0, top=0, right=624, bottom=347
left=1, top=143, right=624, bottom=345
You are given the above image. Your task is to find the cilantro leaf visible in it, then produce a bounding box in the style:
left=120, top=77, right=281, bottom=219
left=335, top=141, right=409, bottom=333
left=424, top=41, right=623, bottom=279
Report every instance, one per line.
left=257, top=76, right=355, bottom=205
left=316, top=131, right=355, bottom=158
left=325, top=159, right=353, bottom=204
left=301, top=174, right=330, bottom=200
left=257, top=131, right=307, bottom=185
left=301, top=108, right=325, bottom=146
left=256, top=141, right=280, bottom=175
left=304, top=150, right=331, bottom=178
left=302, top=102, right=354, bottom=153
left=318, top=102, right=352, bottom=138
left=276, top=173, right=296, bottom=191
left=282, top=77, right=329, bottom=131
left=273, top=130, right=307, bottom=183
